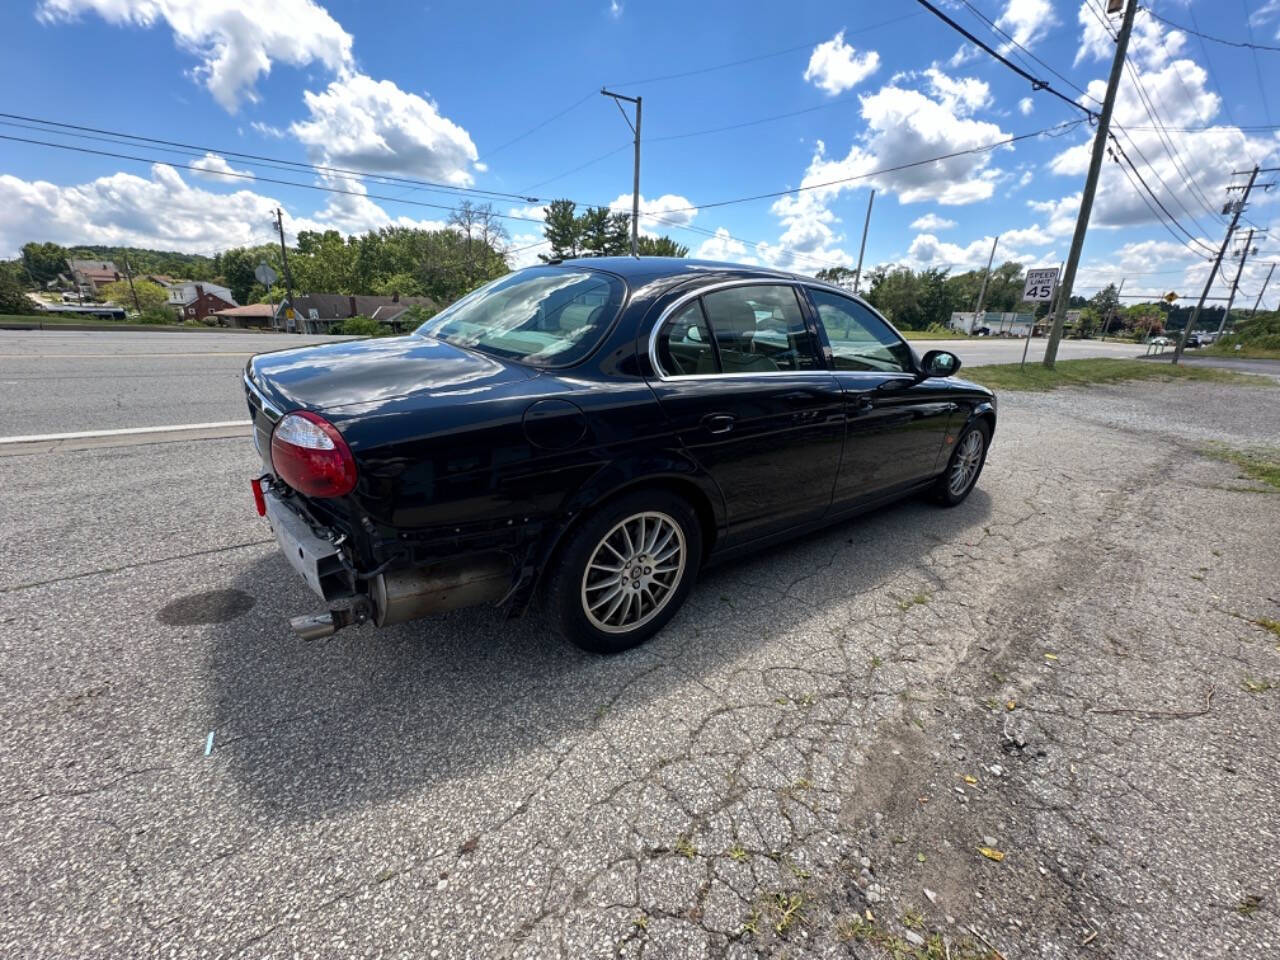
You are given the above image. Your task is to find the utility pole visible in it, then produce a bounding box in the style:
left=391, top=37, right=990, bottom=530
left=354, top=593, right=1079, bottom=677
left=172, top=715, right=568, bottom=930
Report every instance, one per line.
left=121, top=253, right=142, bottom=316
left=972, top=235, right=999, bottom=326
left=272, top=208, right=297, bottom=332
left=1043, top=0, right=1137, bottom=367
left=1251, top=263, right=1276, bottom=315
left=852, top=190, right=876, bottom=294
left=601, top=88, right=642, bottom=256
left=1216, top=227, right=1255, bottom=338
left=1172, top=165, right=1264, bottom=363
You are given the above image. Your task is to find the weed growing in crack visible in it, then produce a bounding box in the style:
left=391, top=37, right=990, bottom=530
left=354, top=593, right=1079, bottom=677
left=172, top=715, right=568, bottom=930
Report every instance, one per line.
left=772, top=892, right=805, bottom=935
left=1242, top=677, right=1275, bottom=694
left=740, top=908, right=761, bottom=937
left=901, top=907, right=926, bottom=929
left=898, top=591, right=932, bottom=611
left=871, top=655, right=884, bottom=669
left=728, top=843, right=749, bottom=862
left=1236, top=894, right=1263, bottom=917
left=674, top=835, right=698, bottom=859
left=632, top=913, right=649, bottom=930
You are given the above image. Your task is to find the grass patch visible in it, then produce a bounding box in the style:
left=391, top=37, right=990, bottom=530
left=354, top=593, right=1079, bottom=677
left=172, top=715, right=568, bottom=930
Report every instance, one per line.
left=901, top=328, right=969, bottom=341
left=963, top=357, right=1273, bottom=392
left=1204, top=447, right=1280, bottom=492
left=1206, top=345, right=1280, bottom=360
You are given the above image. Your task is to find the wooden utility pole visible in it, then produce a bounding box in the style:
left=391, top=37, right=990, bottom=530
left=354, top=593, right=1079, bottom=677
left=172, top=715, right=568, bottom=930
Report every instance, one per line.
left=1173, top=165, right=1261, bottom=363
left=1043, top=0, right=1137, bottom=367
left=1216, top=228, right=1255, bottom=339
left=121, top=254, right=142, bottom=316
left=601, top=89, right=642, bottom=256
left=852, top=190, right=875, bottom=294
left=972, top=235, right=999, bottom=323
left=1251, top=263, right=1276, bottom=315
left=272, top=208, right=297, bottom=331
left=1101, top=277, right=1124, bottom=340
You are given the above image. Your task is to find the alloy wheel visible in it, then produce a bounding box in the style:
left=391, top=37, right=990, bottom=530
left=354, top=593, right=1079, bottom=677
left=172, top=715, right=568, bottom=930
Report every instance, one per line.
left=580, top=511, right=686, bottom=634
left=948, top=429, right=985, bottom=497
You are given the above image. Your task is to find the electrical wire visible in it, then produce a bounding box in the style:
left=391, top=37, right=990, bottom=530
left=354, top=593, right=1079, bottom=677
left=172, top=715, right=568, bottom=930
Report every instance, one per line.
left=958, top=0, right=1101, bottom=104
left=1107, top=134, right=1217, bottom=258
left=653, top=120, right=1086, bottom=215
left=913, top=0, right=1097, bottom=119
left=1142, top=7, right=1280, bottom=52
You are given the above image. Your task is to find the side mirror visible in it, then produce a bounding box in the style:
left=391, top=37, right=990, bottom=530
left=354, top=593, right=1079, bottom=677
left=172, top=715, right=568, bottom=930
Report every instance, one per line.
left=920, top=349, right=961, bottom=378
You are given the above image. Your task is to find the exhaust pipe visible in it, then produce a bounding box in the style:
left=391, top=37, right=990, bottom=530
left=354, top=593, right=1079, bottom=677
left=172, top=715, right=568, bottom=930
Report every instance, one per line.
left=288, top=601, right=371, bottom=640
left=372, top=554, right=511, bottom=626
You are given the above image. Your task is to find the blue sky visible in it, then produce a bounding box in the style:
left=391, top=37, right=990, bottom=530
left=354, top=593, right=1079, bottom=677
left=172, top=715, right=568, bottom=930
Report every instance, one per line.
left=2, top=0, right=1278, bottom=306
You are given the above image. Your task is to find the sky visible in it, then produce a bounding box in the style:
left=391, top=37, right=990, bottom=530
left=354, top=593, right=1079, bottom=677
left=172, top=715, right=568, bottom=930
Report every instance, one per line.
left=1, top=0, right=1278, bottom=307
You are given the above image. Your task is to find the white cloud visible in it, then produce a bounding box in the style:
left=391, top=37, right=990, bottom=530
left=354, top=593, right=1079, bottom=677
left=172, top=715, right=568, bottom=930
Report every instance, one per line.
left=37, top=0, right=353, bottom=111
left=291, top=74, right=479, bottom=185
left=910, top=213, right=957, bottom=231
left=507, top=204, right=547, bottom=223
left=695, top=227, right=757, bottom=264
left=1018, top=96, right=1034, bottom=116
left=797, top=79, right=1009, bottom=207
left=995, top=0, right=1057, bottom=51
left=904, top=232, right=1049, bottom=272
left=606, top=193, right=697, bottom=237
left=608, top=0, right=623, bottom=18
left=250, top=121, right=285, bottom=139
left=189, top=152, right=253, bottom=182
left=999, top=224, right=1054, bottom=247
left=803, top=31, right=881, bottom=95
left=0, top=163, right=444, bottom=257
left=755, top=191, right=853, bottom=271
left=923, top=68, right=991, bottom=115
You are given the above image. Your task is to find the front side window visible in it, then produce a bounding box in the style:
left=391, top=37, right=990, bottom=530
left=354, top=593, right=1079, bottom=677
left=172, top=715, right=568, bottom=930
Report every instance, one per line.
left=700, top=284, right=819, bottom=372
left=418, top=266, right=625, bottom=366
left=808, top=289, right=913, bottom=373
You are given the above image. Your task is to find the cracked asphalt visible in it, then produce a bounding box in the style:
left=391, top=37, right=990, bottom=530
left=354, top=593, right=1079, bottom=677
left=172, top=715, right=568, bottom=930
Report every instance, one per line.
left=1, top=375, right=1278, bottom=958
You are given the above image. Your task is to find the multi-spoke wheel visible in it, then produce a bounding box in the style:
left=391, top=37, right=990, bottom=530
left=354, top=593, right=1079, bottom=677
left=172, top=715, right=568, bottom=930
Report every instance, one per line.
left=933, top=420, right=990, bottom=506
left=581, top=512, right=686, bottom=634
left=547, top=490, right=702, bottom=653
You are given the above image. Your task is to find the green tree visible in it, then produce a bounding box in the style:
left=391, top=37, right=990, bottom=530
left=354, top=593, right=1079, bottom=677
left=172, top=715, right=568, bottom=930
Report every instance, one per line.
left=815, top=266, right=859, bottom=289
left=636, top=235, right=689, bottom=257
left=217, top=247, right=261, bottom=304
left=0, top=261, right=36, bottom=314
left=100, top=278, right=169, bottom=314
left=541, top=200, right=581, bottom=260
left=372, top=272, right=425, bottom=297
left=20, top=242, right=68, bottom=286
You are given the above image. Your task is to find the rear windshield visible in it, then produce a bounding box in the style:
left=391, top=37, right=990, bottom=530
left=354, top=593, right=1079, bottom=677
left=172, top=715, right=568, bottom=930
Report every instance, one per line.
left=415, top=266, right=625, bottom=366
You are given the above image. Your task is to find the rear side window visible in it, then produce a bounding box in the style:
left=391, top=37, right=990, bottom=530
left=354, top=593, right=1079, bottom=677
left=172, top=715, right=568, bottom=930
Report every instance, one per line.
left=700, top=285, right=820, bottom=372
left=808, top=289, right=913, bottom=373
left=657, top=300, right=717, bottom=376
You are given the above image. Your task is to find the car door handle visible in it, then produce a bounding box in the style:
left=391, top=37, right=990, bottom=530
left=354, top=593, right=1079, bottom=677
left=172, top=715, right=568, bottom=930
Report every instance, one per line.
left=851, top=393, right=874, bottom=411
left=700, top=413, right=736, bottom=434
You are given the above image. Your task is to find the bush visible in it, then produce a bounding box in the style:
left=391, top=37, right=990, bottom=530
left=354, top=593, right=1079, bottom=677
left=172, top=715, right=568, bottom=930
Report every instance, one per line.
left=338, top=315, right=392, bottom=337
left=136, top=309, right=176, bottom=325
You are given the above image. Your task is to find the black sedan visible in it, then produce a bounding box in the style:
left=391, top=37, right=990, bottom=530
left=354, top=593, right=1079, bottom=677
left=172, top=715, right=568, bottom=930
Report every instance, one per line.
left=244, top=258, right=996, bottom=653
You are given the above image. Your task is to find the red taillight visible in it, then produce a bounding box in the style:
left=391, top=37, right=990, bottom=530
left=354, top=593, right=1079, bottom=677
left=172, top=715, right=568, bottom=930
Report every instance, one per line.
left=270, top=411, right=357, bottom=498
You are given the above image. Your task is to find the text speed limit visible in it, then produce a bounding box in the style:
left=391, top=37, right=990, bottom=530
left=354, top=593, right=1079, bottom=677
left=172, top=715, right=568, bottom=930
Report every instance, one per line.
left=1022, top=268, right=1059, bottom=302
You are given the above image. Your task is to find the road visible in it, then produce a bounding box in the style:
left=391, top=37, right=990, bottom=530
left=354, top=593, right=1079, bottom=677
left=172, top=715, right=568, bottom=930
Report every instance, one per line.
left=0, top=330, right=1145, bottom=437
left=1, top=332, right=1278, bottom=957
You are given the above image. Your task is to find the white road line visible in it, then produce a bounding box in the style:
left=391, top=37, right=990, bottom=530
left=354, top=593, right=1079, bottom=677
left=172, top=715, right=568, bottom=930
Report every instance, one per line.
left=0, top=421, right=250, bottom=445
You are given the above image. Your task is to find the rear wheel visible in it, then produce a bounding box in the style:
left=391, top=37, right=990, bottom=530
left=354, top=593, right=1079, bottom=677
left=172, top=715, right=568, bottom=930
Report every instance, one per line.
left=933, top=420, right=989, bottom=506
left=547, top=490, right=702, bottom=654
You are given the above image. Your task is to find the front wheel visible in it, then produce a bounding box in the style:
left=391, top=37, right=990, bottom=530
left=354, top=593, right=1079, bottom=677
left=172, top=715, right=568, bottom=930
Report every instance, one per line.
left=547, top=490, right=702, bottom=654
left=933, top=420, right=989, bottom=506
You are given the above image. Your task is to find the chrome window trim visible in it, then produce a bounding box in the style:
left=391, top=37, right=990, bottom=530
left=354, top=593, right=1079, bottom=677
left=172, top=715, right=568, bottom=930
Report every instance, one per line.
left=647, top=277, right=829, bottom=382
left=799, top=283, right=918, bottom=374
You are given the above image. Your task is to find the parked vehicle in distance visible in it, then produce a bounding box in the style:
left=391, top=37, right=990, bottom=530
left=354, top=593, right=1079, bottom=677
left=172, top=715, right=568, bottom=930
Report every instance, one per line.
left=1150, top=335, right=1173, bottom=346
left=1185, top=334, right=1203, bottom=348
left=245, top=259, right=996, bottom=653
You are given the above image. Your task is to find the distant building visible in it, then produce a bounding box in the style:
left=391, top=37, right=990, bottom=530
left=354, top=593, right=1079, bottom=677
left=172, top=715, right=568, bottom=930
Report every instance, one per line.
left=66, top=259, right=123, bottom=295
left=279, top=293, right=438, bottom=334
left=212, top=304, right=276, bottom=329
left=167, top=281, right=237, bottom=321
left=949, top=311, right=1038, bottom=337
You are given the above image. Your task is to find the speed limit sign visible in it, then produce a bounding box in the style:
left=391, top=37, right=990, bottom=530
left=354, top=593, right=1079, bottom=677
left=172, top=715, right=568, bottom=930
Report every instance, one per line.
left=1022, top=267, right=1059, bottom=302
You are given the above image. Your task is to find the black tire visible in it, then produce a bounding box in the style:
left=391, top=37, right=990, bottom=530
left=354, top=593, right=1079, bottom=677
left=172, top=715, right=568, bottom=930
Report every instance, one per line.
left=546, top=489, right=702, bottom=654
left=932, top=419, right=990, bottom=506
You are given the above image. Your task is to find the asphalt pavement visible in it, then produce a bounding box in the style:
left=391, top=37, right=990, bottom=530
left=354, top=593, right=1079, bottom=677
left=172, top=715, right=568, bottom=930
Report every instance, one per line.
left=1, top=357, right=1277, bottom=957
left=0, top=330, right=1145, bottom=437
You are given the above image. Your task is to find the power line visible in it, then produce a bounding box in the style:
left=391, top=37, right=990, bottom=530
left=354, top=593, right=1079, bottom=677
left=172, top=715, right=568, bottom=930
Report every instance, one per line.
left=958, top=0, right=1101, bottom=104
left=1142, top=7, right=1280, bottom=52
left=0, top=112, right=540, bottom=205
left=477, top=91, right=597, bottom=161
left=0, top=133, right=551, bottom=227
left=913, top=0, right=1097, bottom=119
left=1107, top=133, right=1218, bottom=256
left=654, top=120, right=1086, bottom=214
left=1186, top=4, right=1244, bottom=133
left=518, top=143, right=632, bottom=192
left=608, top=11, right=921, bottom=87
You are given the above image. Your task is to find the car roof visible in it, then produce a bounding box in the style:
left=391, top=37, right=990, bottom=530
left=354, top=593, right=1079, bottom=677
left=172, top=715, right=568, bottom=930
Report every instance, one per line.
left=553, top=256, right=815, bottom=286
